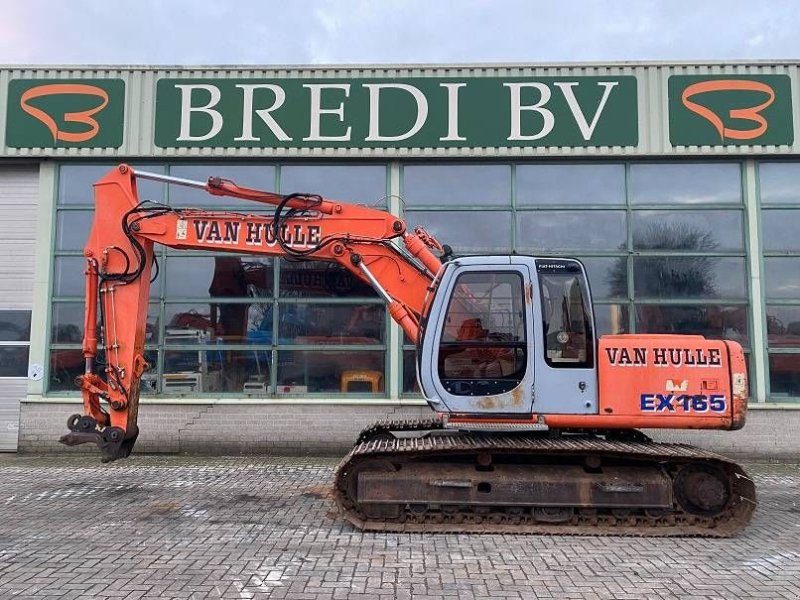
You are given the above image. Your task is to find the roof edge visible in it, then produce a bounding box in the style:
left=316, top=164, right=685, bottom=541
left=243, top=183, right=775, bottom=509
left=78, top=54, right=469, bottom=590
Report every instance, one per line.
left=1, top=59, right=799, bottom=71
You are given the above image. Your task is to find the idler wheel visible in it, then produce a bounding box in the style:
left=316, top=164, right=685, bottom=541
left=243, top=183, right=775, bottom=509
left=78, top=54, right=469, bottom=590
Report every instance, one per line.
left=673, top=464, right=731, bottom=517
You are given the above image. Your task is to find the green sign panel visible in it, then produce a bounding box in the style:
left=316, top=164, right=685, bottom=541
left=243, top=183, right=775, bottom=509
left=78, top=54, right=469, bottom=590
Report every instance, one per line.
left=154, top=76, right=638, bottom=148
left=669, top=74, right=793, bottom=146
left=6, top=79, right=125, bottom=148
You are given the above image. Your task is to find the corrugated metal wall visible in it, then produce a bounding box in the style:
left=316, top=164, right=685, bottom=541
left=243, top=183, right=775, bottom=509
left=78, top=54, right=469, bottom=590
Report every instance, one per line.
left=0, top=165, right=38, bottom=450
left=0, top=62, right=797, bottom=158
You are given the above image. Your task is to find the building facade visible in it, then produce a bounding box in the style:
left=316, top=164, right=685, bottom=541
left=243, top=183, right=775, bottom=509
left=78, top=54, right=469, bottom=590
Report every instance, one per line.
left=1, top=62, right=799, bottom=457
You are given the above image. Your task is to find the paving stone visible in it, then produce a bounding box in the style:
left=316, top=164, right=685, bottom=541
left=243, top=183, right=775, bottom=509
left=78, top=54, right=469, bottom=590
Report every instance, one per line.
left=0, top=455, right=796, bottom=599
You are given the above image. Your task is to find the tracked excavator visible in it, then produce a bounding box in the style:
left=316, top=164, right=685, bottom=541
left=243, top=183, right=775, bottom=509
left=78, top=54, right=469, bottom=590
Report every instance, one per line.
left=61, top=165, right=756, bottom=536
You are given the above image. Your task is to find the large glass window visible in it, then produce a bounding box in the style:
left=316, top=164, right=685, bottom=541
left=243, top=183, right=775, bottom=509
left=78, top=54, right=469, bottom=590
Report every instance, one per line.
left=49, top=163, right=388, bottom=396
left=50, top=160, right=752, bottom=400
left=760, top=162, right=800, bottom=399
left=401, top=161, right=747, bottom=396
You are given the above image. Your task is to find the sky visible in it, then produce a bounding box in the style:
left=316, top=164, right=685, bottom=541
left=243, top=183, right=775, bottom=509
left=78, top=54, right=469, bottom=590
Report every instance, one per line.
left=0, top=0, right=799, bottom=65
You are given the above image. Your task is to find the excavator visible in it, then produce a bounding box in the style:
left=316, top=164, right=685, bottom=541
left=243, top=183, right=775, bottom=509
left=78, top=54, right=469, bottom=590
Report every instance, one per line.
left=60, top=164, right=756, bottom=536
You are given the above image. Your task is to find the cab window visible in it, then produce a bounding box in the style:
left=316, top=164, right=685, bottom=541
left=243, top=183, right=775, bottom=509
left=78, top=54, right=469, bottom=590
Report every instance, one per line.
left=539, top=269, right=594, bottom=368
left=438, top=272, right=527, bottom=396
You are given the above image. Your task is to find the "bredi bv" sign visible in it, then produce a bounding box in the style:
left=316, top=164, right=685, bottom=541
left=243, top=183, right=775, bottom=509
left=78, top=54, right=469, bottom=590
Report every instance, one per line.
left=154, top=76, right=638, bottom=149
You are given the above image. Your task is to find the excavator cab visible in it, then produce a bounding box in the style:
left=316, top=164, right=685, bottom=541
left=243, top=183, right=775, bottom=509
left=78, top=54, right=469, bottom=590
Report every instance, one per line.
left=417, top=256, right=597, bottom=418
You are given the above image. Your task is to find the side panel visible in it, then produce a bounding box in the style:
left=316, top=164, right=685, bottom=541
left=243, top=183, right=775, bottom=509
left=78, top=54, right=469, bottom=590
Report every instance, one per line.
left=597, top=335, right=738, bottom=427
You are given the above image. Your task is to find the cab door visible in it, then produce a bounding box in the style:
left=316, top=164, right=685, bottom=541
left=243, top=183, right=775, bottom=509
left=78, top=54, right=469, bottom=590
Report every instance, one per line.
left=417, top=258, right=535, bottom=415
left=529, top=259, right=598, bottom=414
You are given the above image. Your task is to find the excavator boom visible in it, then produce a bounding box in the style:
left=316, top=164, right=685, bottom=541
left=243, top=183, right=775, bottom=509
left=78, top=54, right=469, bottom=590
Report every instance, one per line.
left=61, top=164, right=442, bottom=461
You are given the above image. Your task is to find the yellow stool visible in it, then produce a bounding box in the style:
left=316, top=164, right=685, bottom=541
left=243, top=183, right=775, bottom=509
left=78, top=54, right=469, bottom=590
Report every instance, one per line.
left=341, top=370, right=383, bottom=393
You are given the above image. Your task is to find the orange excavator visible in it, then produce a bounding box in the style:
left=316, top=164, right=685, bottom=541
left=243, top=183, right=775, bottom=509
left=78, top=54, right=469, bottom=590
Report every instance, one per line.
left=61, top=165, right=756, bottom=535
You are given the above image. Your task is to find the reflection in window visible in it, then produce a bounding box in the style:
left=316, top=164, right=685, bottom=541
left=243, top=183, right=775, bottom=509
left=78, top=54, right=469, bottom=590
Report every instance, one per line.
left=278, top=304, right=385, bottom=344
left=403, top=349, right=420, bottom=394
left=769, top=354, right=800, bottom=397
left=49, top=347, right=87, bottom=390
left=56, top=211, right=94, bottom=251
left=51, top=303, right=160, bottom=345
left=164, top=256, right=274, bottom=299
left=403, top=164, right=511, bottom=206
left=0, top=310, right=31, bottom=341
left=405, top=210, right=512, bottom=253
left=517, top=210, right=625, bottom=252
left=630, top=163, right=741, bottom=205
left=280, top=165, right=386, bottom=206
left=594, top=304, right=628, bottom=337
left=635, top=304, right=749, bottom=345
left=762, top=210, right=800, bottom=251
left=58, top=164, right=166, bottom=205
left=54, top=256, right=163, bottom=298
left=766, top=305, right=800, bottom=349
left=279, top=261, right=376, bottom=298
left=438, top=272, right=526, bottom=396
left=50, top=348, right=157, bottom=392
left=0, top=347, right=28, bottom=377
left=764, top=258, right=800, bottom=300
left=759, top=162, right=800, bottom=205
left=579, top=257, right=626, bottom=301
left=169, top=165, right=276, bottom=207
left=631, top=211, right=743, bottom=251
left=51, top=303, right=86, bottom=344
left=516, top=164, right=625, bottom=205
left=633, top=257, right=746, bottom=300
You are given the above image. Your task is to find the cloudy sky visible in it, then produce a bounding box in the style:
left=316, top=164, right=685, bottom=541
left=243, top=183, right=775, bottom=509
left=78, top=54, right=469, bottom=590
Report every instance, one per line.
left=1, top=0, right=799, bottom=65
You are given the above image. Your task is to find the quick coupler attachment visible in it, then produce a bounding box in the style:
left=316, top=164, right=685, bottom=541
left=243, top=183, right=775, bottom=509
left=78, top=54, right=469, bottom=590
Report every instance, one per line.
left=60, top=414, right=139, bottom=463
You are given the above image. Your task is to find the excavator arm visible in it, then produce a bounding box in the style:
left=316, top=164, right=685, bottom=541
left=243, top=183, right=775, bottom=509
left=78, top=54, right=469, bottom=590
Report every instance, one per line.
left=61, top=164, right=443, bottom=461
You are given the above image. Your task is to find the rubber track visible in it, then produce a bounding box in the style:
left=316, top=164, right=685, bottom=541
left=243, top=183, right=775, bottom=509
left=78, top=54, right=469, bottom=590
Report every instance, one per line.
left=333, top=430, right=757, bottom=537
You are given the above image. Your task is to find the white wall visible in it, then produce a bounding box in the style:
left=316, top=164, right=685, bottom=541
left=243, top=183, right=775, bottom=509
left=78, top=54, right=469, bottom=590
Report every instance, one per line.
left=0, top=165, right=39, bottom=450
